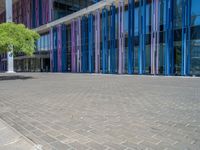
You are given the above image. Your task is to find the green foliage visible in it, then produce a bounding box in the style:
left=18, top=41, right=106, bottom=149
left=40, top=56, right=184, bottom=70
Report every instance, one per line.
left=0, top=22, right=40, bottom=55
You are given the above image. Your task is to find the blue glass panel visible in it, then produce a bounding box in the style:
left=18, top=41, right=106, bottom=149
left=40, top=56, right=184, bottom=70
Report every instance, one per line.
left=191, top=0, right=200, bottom=16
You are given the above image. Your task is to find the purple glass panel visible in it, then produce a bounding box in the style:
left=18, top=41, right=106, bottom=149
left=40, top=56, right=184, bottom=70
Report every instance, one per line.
left=155, top=0, right=160, bottom=74
left=46, top=0, right=50, bottom=23
left=76, top=18, right=81, bottom=72
left=26, top=0, right=31, bottom=28
left=35, top=0, right=39, bottom=27
left=50, top=28, right=54, bottom=72
left=57, top=25, right=62, bottom=72
left=42, top=0, right=45, bottom=24
left=49, top=0, right=53, bottom=22
left=151, top=0, right=155, bottom=74
left=71, top=20, right=76, bottom=72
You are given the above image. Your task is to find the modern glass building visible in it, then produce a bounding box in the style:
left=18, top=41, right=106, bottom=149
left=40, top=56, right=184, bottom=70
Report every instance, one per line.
left=0, top=0, right=200, bottom=76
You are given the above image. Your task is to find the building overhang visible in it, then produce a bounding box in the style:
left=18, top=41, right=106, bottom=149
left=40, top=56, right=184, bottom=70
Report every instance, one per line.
left=34, top=0, right=127, bottom=34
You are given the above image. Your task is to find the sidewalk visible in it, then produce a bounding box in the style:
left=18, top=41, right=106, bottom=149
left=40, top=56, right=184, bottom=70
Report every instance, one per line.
left=0, top=118, right=38, bottom=150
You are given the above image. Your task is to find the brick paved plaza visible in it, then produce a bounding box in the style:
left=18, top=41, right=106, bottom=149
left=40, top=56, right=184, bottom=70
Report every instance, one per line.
left=0, top=73, right=200, bottom=150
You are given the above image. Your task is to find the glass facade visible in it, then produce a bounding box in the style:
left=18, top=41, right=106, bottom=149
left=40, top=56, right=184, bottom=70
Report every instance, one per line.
left=53, top=0, right=100, bottom=20
left=191, top=0, right=200, bottom=75
left=0, top=0, right=200, bottom=76
left=36, top=33, right=51, bottom=51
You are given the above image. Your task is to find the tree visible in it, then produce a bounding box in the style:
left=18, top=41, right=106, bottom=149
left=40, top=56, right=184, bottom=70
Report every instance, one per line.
left=0, top=23, right=40, bottom=55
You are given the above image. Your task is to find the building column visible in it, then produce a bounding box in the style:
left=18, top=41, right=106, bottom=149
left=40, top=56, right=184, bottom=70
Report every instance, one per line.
left=56, top=24, right=67, bottom=72
left=48, top=0, right=54, bottom=71
left=128, top=0, right=134, bottom=74
left=102, top=8, right=108, bottom=74
left=57, top=25, right=62, bottom=72
left=81, top=16, right=88, bottom=73
left=50, top=28, right=53, bottom=72
left=6, top=0, right=14, bottom=73
left=53, top=27, right=58, bottom=72
left=181, top=0, right=191, bottom=76
left=95, top=10, right=100, bottom=73
left=88, top=14, right=94, bottom=73
left=76, top=18, right=81, bottom=73
left=151, top=0, right=160, bottom=75
left=71, top=20, right=76, bottom=72
left=118, top=1, right=125, bottom=74
left=49, top=27, right=58, bottom=72
left=164, top=0, right=174, bottom=76
left=110, top=4, right=116, bottom=74
left=61, top=24, right=67, bottom=72
left=139, top=0, right=146, bottom=75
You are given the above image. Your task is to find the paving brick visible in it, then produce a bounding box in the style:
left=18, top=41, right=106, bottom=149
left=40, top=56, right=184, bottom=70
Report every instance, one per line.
left=40, top=135, right=57, bottom=143
left=32, top=129, right=45, bottom=137
left=50, top=141, right=71, bottom=150
left=0, top=119, right=35, bottom=150
left=104, top=142, right=127, bottom=150
left=69, top=141, right=89, bottom=150
left=55, top=135, right=67, bottom=141
left=86, top=141, right=107, bottom=150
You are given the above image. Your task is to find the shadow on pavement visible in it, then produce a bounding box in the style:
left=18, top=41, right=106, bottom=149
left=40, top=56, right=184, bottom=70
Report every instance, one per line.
left=0, top=75, right=33, bottom=81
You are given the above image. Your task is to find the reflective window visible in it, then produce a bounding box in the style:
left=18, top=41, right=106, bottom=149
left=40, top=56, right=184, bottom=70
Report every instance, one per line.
left=36, top=33, right=50, bottom=51
left=173, top=0, right=182, bottom=29
left=191, top=0, right=200, bottom=16
left=53, top=0, right=100, bottom=20
left=134, top=7, right=139, bottom=35
left=191, top=0, right=200, bottom=26
left=191, top=40, right=200, bottom=75
left=146, top=3, right=151, bottom=34
left=124, top=9, right=128, bottom=34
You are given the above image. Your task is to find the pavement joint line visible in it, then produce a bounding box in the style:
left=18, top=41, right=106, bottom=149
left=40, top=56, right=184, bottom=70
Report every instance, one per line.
left=87, top=73, right=199, bottom=79
left=0, top=117, right=37, bottom=147
left=0, top=127, right=7, bottom=131
left=2, top=136, right=23, bottom=146
left=56, top=72, right=198, bottom=78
